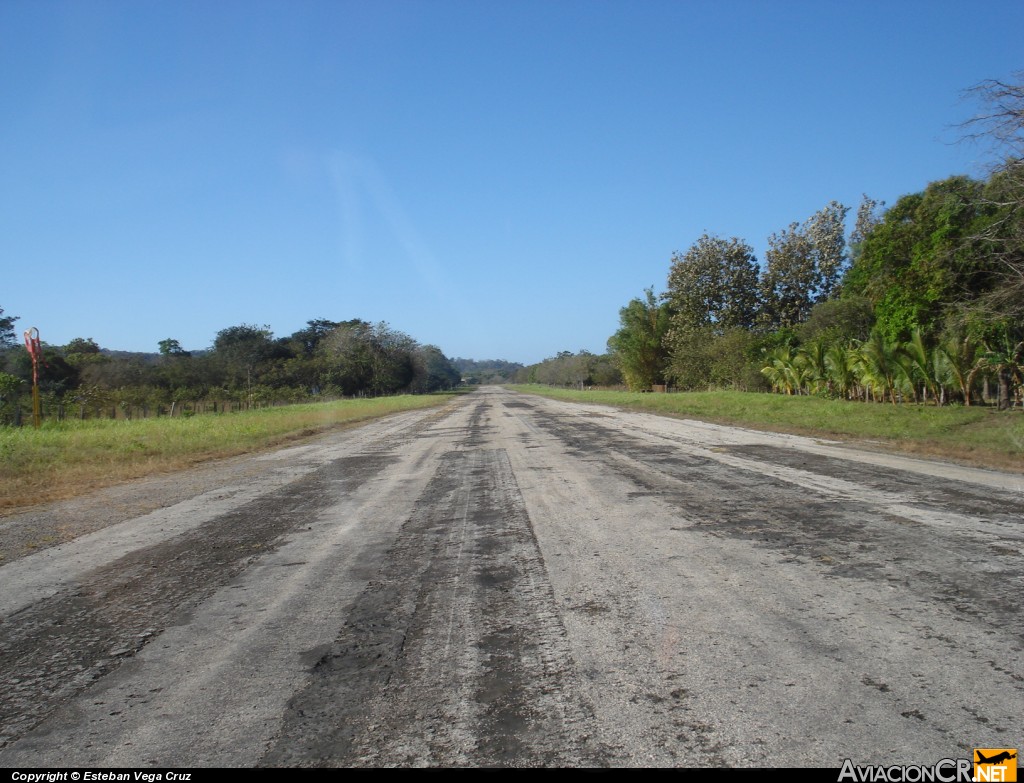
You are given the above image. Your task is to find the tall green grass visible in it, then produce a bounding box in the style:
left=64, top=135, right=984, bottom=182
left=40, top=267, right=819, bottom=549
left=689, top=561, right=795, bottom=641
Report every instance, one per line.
left=508, top=385, right=1024, bottom=470
left=0, top=394, right=455, bottom=511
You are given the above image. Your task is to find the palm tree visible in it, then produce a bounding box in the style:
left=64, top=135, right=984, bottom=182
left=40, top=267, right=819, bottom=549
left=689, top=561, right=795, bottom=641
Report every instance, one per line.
left=825, top=343, right=858, bottom=400
left=855, top=332, right=902, bottom=404
left=935, top=333, right=983, bottom=405
left=761, top=346, right=806, bottom=395
left=798, top=341, right=830, bottom=396
left=899, top=329, right=943, bottom=404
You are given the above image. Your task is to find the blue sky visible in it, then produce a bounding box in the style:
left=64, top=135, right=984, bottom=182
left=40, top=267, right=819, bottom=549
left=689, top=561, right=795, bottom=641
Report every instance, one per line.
left=2, top=1, right=1021, bottom=364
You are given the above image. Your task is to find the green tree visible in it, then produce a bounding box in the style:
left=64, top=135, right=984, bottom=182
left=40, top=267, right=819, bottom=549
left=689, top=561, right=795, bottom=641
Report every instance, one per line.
left=760, top=222, right=815, bottom=329
left=585, top=353, right=623, bottom=387
left=412, top=345, right=460, bottom=392
left=158, top=338, right=191, bottom=357
left=707, top=328, right=764, bottom=391
left=805, top=200, right=851, bottom=301
left=824, top=343, right=858, bottom=400
left=607, top=289, right=672, bottom=391
left=64, top=337, right=101, bottom=355
left=665, top=235, right=760, bottom=332
left=854, top=332, right=903, bottom=404
left=842, top=176, right=993, bottom=342
left=319, top=321, right=374, bottom=395
left=897, top=329, right=943, bottom=404
left=849, top=195, right=884, bottom=265
left=760, top=201, right=850, bottom=330
left=318, top=321, right=420, bottom=395
left=0, top=306, right=19, bottom=348
left=665, top=327, right=716, bottom=390
left=797, top=297, right=875, bottom=346
left=760, top=345, right=808, bottom=395
left=287, top=319, right=344, bottom=358
left=213, top=324, right=275, bottom=402
left=935, top=330, right=984, bottom=405
left=63, top=338, right=108, bottom=372
left=365, top=322, right=418, bottom=394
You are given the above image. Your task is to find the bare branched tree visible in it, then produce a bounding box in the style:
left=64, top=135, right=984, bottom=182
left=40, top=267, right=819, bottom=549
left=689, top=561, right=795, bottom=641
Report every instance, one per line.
left=961, top=72, right=1024, bottom=156
left=959, top=72, right=1024, bottom=319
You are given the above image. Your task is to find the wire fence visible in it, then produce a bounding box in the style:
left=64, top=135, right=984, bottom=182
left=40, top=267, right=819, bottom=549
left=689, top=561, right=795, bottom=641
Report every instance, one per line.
left=0, top=388, right=349, bottom=426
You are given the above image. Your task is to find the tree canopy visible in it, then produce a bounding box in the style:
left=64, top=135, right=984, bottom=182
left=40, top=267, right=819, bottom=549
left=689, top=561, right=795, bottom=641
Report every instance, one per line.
left=842, top=175, right=997, bottom=341
left=759, top=202, right=850, bottom=330
left=665, top=235, right=759, bottom=333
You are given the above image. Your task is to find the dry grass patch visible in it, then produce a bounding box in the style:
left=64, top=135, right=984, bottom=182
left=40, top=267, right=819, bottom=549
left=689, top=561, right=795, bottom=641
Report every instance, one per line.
left=0, top=394, right=454, bottom=512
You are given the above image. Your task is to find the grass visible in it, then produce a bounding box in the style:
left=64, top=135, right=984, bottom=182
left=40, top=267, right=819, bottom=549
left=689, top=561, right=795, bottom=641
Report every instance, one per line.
left=507, top=385, right=1024, bottom=472
left=0, top=394, right=456, bottom=513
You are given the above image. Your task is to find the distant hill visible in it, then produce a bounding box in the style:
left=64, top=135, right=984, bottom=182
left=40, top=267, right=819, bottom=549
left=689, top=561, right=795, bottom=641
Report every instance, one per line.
left=99, top=348, right=161, bottom=363
left=98, top=348, right=209, bottom=361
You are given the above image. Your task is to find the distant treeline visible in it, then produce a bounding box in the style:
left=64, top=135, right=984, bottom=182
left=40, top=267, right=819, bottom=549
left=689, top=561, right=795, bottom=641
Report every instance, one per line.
left=0, top=317, right=462, bottom=424
left=451, top=358, right=524, bottom=385
left=512, top=351, right=622, bottom=388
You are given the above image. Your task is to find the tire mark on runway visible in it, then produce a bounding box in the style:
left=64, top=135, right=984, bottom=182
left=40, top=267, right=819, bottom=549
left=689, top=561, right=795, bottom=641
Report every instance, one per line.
left=264, top=447, right=603, bottom=767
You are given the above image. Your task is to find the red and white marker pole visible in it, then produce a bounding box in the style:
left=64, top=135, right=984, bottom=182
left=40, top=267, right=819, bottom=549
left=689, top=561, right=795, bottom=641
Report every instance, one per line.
left=24, top=327, right=42, bottom=428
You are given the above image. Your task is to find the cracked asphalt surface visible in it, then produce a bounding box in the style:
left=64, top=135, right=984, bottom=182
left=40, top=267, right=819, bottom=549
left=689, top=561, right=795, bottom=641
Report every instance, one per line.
left=0, top=386, right=1021, bottom=766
